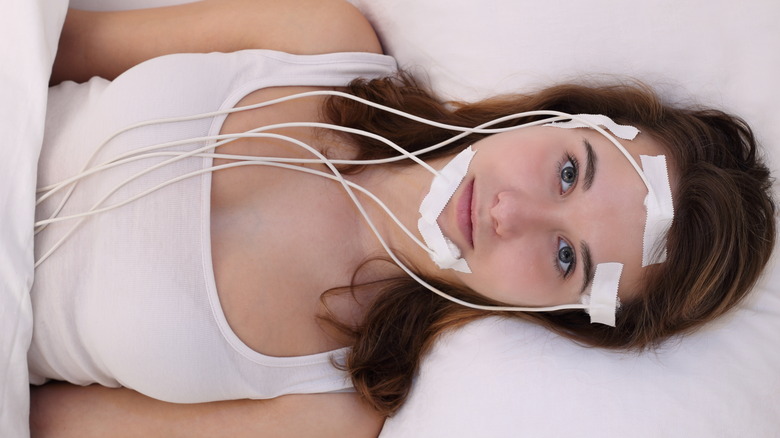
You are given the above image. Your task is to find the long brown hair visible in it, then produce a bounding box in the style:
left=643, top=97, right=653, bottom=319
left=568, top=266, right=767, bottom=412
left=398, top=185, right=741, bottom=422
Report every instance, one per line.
left=320, top=72, right=776, bottom=416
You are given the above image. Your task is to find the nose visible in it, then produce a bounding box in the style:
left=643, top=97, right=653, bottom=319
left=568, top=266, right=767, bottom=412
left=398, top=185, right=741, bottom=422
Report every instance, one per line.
left=490, top=190, right=561, bottom=237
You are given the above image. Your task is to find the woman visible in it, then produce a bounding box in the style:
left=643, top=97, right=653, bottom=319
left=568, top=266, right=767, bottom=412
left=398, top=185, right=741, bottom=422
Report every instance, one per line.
left=30, top=0, right=775, bottom=437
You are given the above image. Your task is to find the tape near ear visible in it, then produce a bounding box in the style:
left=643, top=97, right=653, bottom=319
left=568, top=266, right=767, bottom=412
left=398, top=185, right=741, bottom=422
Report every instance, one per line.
left=582, top=263, right=623, bottom=326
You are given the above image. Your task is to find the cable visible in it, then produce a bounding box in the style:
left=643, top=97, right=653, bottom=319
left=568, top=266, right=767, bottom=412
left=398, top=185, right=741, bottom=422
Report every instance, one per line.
left=35, top=89, right=649, bottom=317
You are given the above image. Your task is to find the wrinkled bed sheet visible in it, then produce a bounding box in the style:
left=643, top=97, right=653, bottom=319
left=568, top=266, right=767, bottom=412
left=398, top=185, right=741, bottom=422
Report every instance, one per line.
left=0, top=2, right=67, bottom=437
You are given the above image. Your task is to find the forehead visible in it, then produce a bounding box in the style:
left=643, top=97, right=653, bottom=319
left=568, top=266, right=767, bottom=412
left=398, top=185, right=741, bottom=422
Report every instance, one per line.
left=578, top=128, right=670, bottom=300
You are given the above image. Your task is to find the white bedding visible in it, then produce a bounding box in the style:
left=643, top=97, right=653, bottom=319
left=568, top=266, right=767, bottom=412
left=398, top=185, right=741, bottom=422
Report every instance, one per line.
left=0, top=2, right=68, bottom=437
left=5, top=1, right=779, bottom=437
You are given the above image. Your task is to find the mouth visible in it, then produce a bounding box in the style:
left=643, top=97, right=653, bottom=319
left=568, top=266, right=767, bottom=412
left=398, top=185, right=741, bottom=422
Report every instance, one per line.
left=456, top=179, right=475, bottom=248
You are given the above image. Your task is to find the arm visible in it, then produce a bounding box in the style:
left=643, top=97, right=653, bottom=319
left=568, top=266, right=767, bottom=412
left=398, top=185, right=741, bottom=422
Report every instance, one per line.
left=30, top=382, right=384, bottom=438
left=51, top=0, right=383, bottom=84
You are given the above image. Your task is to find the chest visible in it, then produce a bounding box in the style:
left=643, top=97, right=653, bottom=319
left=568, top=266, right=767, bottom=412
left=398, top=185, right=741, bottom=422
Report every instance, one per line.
left=210, top=86, right=371, bottom=357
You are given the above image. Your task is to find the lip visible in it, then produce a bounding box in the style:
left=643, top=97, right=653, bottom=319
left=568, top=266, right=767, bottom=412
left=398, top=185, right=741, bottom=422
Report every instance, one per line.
left=456, top=179, right=475, bottom=248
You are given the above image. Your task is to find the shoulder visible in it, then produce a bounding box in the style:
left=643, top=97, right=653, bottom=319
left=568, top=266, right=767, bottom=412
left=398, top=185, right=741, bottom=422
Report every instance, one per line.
left=205, top=0, right=383, bottom=56
left=31, top=383, right=384, bottom=438
left=53, top=0, right=383, bottom=83
left=256, top=0, right=384, bottom=55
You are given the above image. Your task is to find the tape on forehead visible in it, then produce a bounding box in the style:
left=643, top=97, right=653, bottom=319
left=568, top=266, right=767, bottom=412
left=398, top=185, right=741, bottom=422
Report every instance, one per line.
left=544, top=114, right=640, bottom=141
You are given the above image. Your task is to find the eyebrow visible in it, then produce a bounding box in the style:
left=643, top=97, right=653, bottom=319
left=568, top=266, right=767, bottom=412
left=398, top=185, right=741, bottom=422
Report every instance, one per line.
left=579, top=139, right=597, bottom=294
left=582, top=138, right=597, bottom=191
left=579, top=241, right=593, bottom=295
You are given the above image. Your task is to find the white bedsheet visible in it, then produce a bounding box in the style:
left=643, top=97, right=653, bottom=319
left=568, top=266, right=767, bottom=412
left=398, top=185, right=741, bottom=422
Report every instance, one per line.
left=0, top=2, right=67, bottom=437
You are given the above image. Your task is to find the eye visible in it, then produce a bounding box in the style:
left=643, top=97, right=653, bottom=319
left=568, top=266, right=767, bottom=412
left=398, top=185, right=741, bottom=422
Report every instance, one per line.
left=557, top=239, right=576, bottom=277
left=559, top=156, right=578, bottom=194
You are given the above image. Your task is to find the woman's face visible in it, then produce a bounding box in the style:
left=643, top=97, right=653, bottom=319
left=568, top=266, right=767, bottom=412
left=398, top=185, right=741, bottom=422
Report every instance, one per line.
left=436, top=125, right=671, bottom=307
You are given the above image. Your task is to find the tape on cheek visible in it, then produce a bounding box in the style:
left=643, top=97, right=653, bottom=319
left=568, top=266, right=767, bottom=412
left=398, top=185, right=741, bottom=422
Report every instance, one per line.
left=418, top=147, right=476, bottom=273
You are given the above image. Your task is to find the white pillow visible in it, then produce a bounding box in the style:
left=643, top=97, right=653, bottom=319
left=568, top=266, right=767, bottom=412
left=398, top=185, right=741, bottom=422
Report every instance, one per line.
left=349, top=1, right=780, bottom=436
left=357, top=0, right=780, bottom=154
left=0, top=2, right=68, bottom=437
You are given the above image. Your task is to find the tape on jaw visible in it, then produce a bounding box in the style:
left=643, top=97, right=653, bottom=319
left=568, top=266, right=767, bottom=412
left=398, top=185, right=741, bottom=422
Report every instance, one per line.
left=417, top=146, right=476, bottom=273
left=545, top=114, right=674, bottom=325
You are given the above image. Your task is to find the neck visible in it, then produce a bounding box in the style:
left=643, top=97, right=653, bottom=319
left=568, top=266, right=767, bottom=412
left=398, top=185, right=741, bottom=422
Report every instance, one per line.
left=346, top=156, right=456, bottom=285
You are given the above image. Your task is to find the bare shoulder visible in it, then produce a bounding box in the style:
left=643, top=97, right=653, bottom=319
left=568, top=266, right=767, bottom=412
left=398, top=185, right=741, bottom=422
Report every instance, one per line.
left=247, top=0, right=384, bottom=55
left=53, top=0, right=383, bottom=83
left=31, top=383, right=385, bottom=438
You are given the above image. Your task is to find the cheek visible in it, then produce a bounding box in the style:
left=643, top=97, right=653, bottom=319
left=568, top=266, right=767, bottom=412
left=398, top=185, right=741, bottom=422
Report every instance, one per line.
left=499, top=153, right=546, bottom=180
left=476, top=146, right=550, bottom=182
left=467, top=247, right=553, bottom=301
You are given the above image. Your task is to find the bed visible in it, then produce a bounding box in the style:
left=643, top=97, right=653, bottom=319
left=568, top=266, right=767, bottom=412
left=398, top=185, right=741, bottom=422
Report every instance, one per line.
left=2, top=1, right=778, bottom=436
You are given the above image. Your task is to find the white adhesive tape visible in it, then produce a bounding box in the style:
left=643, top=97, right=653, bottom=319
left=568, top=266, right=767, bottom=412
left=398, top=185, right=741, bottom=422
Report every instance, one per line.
left=417, top=146, right=476, bottom=273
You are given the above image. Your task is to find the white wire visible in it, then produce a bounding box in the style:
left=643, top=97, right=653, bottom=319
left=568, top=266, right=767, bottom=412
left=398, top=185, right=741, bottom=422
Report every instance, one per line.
left=35, top=85, right=580, bottom=219
left=34, top=120, right=434, bottom=231
left=36, top=122, right=433, bottom=203
left=33, top=112, right=580, bottom=239
left=33, top=112, right=572, bottom=243
left=34, top=88, right=647, bottom=314
left=35, top=131, right=434, bottom=262
left=37, top=127, right=591, bottom=313
left=35, top=152, right=433, bottom=257
left=36, top=112, right=575, bottom=197
left=36, top=86, right=649, bottom=234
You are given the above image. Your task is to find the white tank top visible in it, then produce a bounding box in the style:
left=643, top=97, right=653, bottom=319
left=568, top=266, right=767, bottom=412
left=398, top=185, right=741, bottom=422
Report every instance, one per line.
left=29, top=50, right=397, bottom=403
